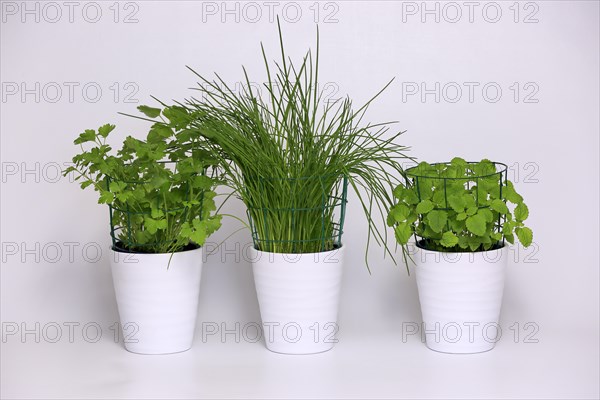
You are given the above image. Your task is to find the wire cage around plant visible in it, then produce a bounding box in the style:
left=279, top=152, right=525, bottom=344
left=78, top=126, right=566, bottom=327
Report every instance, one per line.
left=105, top=162, right=209, bottom=254
left=244, top=175, right=348, bottom=254
left=404, top=160, right=509, bottom=251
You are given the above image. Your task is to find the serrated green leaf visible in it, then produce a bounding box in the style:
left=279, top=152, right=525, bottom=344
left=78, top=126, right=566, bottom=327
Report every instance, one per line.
left=392, top=185, right=405, bottom=200
left=449, top=218, right=465, bottom=232
left=98, top=124, right=116, bottom=138
left=394, top=222, right=413, bottom=245
left=448, top=195, right=467, bottom=213
left=515, top=227, right=533, bottom=247
left=466, top=213, right=486, bottom=236
left=505, top=232, right=515, bottom=244
left=478, top=208, right=494, bottom=223
left=109, top=181, right=126, bottom=193
left=457, top=212, right=467, bottom=221
left=98, top=190, right=114, bottom=204
left=504, top=181, right=524, bottom=204
left=416, top=199, right=434, bottom=214
left=74, top=129, right=96, bottom=145
left=426, top=210, right=448, bottom=233
left=466, top=206, right=478, bottom=216
left=390, top=203, right=410, bottom=223
left=468, top=236, right=481, bottom=251
left=404, top=189, right=420, bottom=205
left=151, top=208, right=164, bottom=219
left=440, top=231, right=459, bottom=248
left=514, top=202, right=529, bottom=221
left=490, top=199, right=509, bottom=214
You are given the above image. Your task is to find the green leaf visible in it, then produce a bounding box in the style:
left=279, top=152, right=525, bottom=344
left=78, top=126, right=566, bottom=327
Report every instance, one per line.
left=163, top=106, right=191, bottom=129
left=416, top=199, right=434, bottom=214
left=390, top=203, right=410, bottom=223
left=150, top=208, right=164, bottom=219
left=449, top=218, right=465, bottom=232
left=74, top=129, right=96, bottom=145
left=426, top=210, right=448, bottom=233
left=404, top=189, right=420, bottom=205
left=394, top=222, right=413, bottom=245
left=98, top=191, right=114, bottom=204
left=138, top=105, right=161, bottom=118
left=456, top=212, right=467, bottom=221
left=478, top=208, right=494, bottom=223
left=504, top=181, right=524, bottom=204
left=109, top=181, right=126, bottom=193
left=147, top=124, right=173, bottom=143
left=145, top=217, right=168, bottom=234
left=490, top=199, right=509, bottom=214
left=466, top=213, right=486, bottom=236
left=79, top=180, right=93, bottom=190
left=466, top=206, right=478, bottom=216
left=392, top=185, right=405, bottom=200
left=386, top=211, right=396, bottom=227
left=467, top=236, right=481, bottom=251
left=440, top=231, right=459, bottom=248
left=514, top=202, right=529, bottom=221
left=450, top=157, right=467, bottom=168
left=515, top=227, right=533, bottom=247
left=504, top=232, right=515, bottom=244
left=98, top=124, right=116, bottom=138
left=432, top=190, right=446, bottom=207
left=448, top=195, right=466, bottom=213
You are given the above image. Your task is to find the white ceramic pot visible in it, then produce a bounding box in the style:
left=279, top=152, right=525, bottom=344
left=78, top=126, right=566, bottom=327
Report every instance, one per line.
left=110, top=246, right=203, bottom=355
left=414, top=243, right=507, bottom=354
left=250, top=247, right=345, bottom=355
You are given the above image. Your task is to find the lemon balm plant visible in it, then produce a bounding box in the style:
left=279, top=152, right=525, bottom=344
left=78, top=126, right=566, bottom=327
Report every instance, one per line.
left=388, top=158, right=532, bottom=251
left=64, top=114, right=222, bottom=354
left=157, top=23, right=412, bottom=354
left=388, top=158, right=533, bottom=354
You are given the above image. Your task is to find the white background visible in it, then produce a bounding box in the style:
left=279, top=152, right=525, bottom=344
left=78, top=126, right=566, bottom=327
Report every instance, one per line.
left=1, top=1, right=599, bottom=398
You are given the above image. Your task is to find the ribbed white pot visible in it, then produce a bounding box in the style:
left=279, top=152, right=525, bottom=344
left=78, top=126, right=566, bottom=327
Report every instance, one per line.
left=110, top=246, right=203, bottom=355
left=414, top=244, right=507, bottom=354
left=251, top=247, right=345, bottom=355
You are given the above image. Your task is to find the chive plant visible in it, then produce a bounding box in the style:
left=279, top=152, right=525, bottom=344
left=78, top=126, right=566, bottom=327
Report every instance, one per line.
left=170, top=23, right=412, bottom=262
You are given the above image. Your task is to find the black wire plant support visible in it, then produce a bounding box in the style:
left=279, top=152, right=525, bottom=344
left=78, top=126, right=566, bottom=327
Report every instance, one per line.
left=404, top=161, right=509, bottom=251
left=245, top=175, right=348, bottom=254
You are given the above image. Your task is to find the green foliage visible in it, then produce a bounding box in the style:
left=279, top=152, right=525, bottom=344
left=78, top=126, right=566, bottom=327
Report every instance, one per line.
left=161, top=22, right=411, bottom=262
left=387, top=158, right=534, bottom=252
left=64, top=113, right=222, bottom=254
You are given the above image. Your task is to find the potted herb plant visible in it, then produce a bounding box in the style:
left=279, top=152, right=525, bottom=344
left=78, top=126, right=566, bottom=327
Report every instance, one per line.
left=388, top=158, right=533, bottom=353
left=153, top=23, right=411, bottom=354
left=64, top=113, right=222, bottom=354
